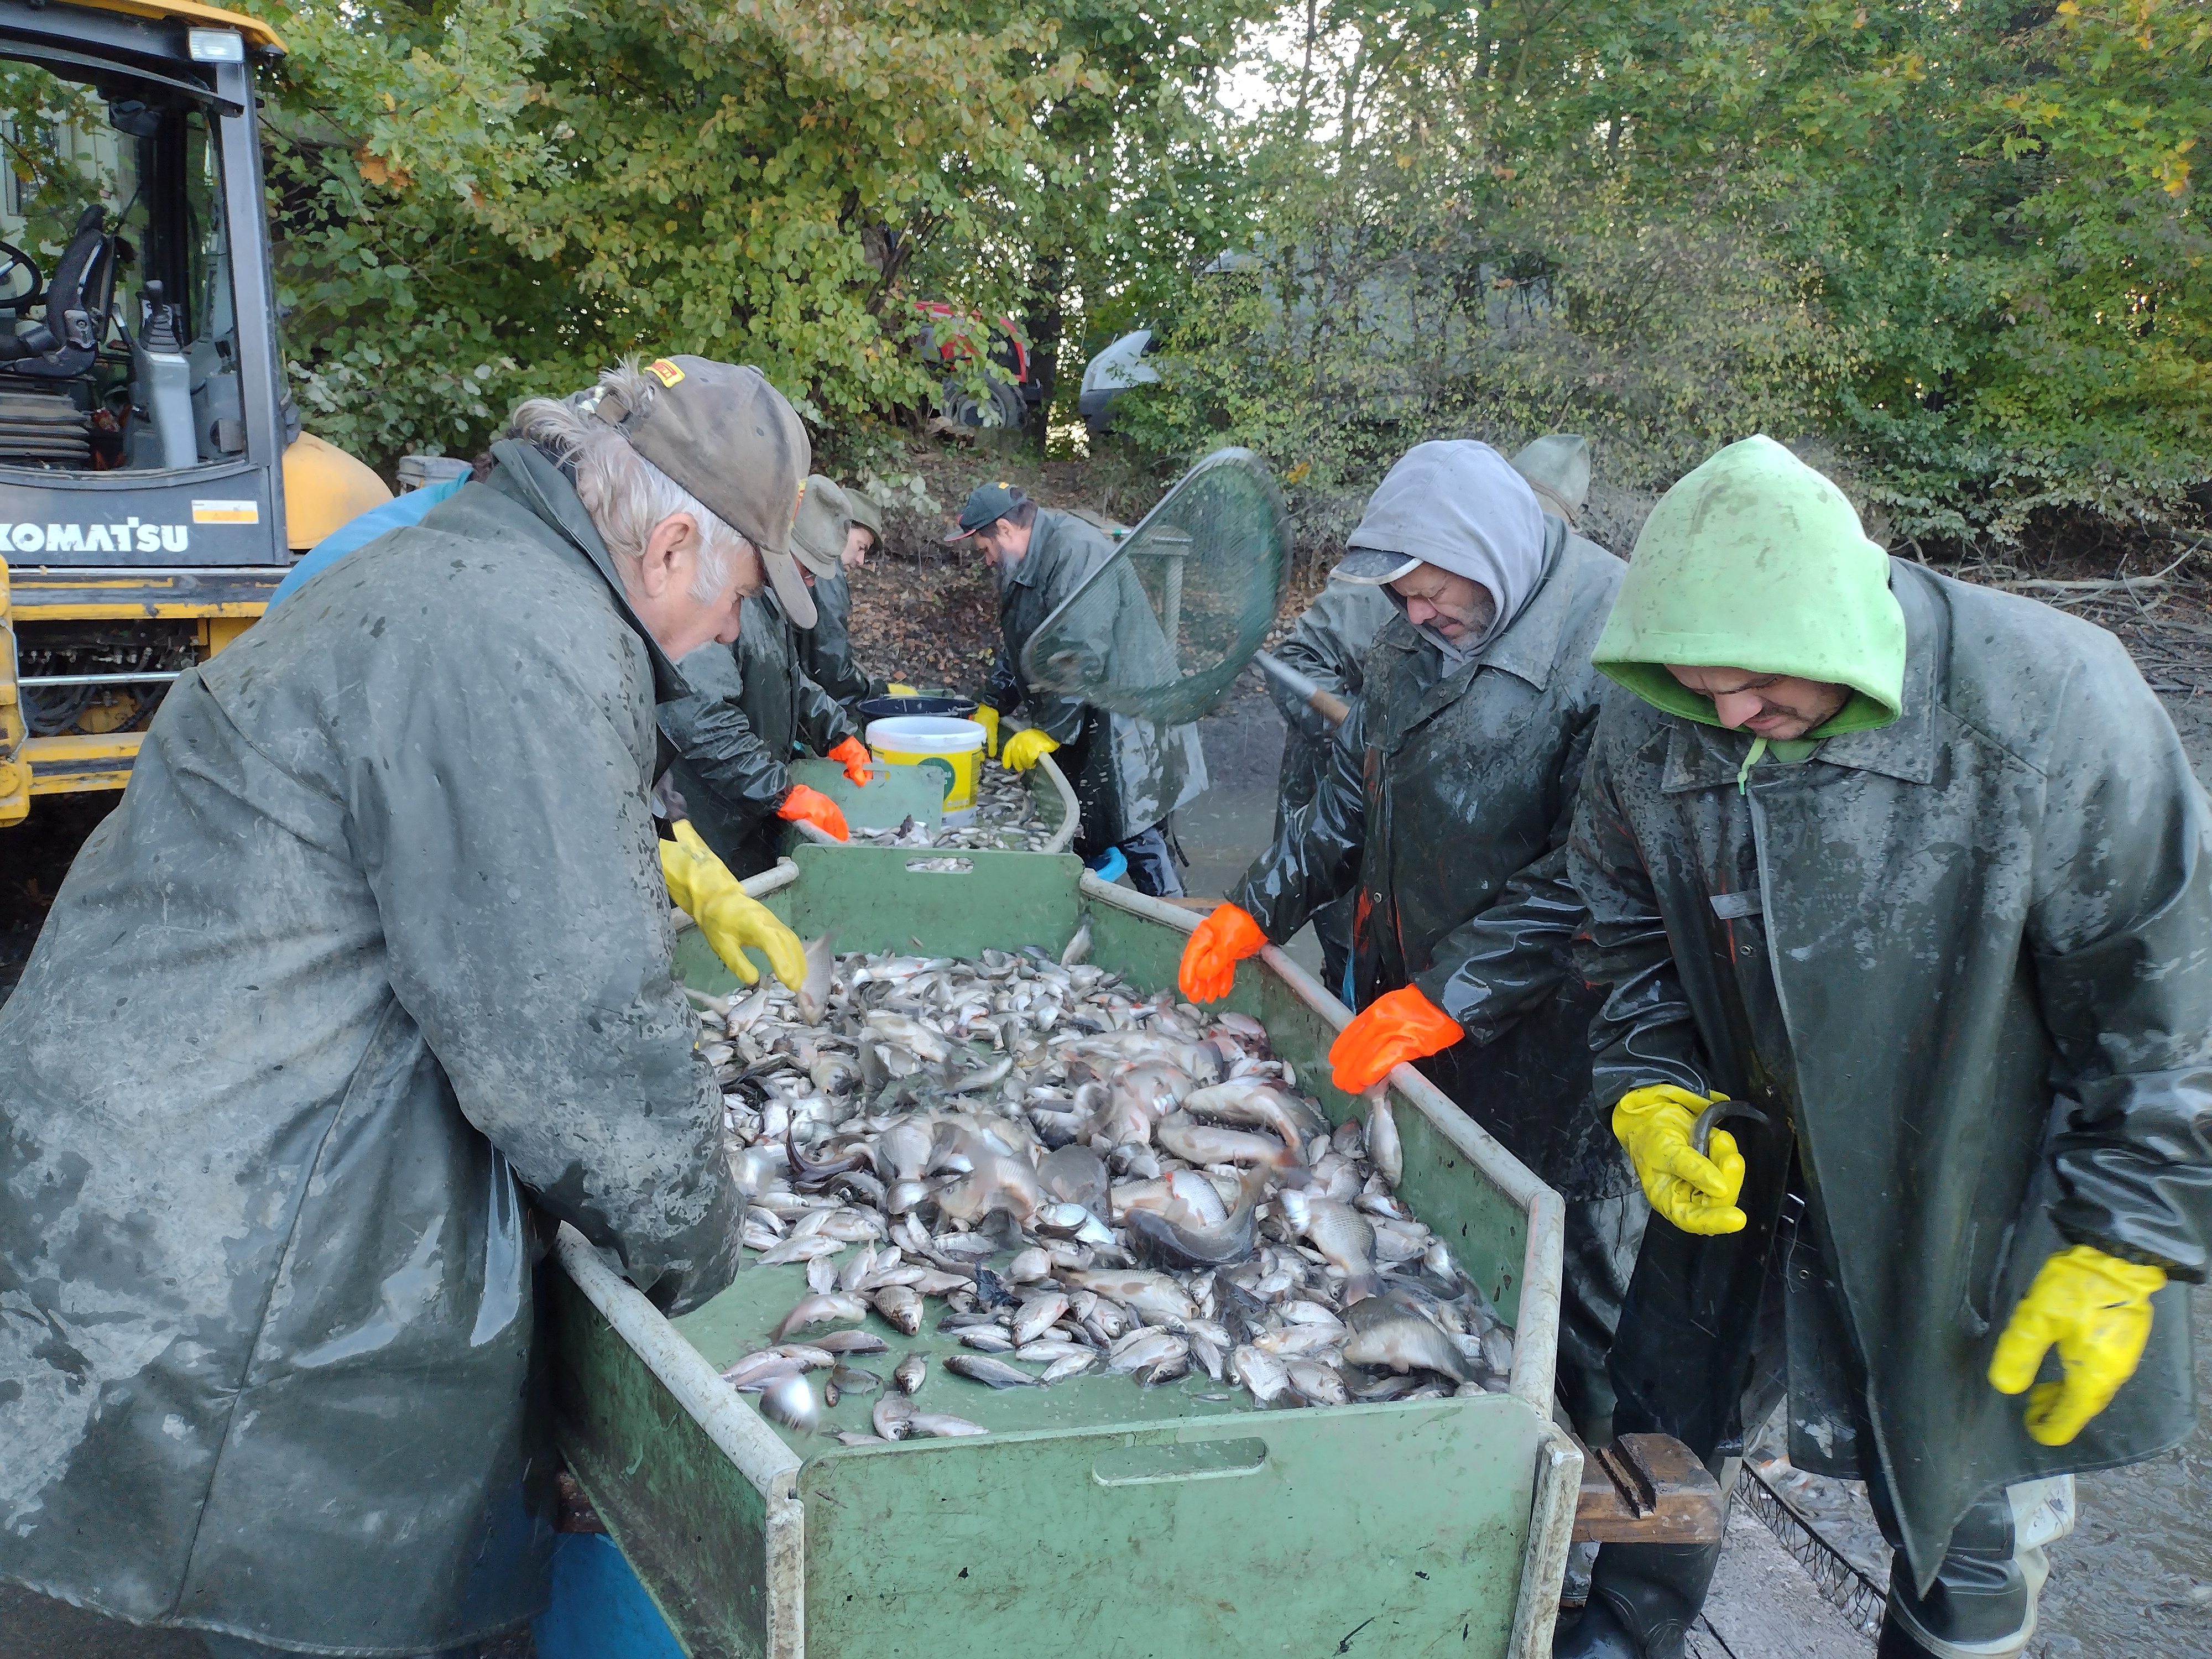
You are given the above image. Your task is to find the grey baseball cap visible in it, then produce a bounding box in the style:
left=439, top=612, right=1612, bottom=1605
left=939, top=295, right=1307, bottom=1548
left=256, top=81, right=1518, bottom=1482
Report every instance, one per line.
left=591, top=354, right=816, bottom=628
left=790, top=474, right=851, bottom=580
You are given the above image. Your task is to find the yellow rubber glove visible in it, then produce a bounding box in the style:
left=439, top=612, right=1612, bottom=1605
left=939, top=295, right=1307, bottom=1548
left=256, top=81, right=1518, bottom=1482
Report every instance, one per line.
left=1001, top=727, right=1060, bottom=773
left=1613, top=1084, right=1748, bottom=1235
left=886, top=682, right=920, bottom=696
left=1988, top=1244, right=2166, bottom=1446
left=658, top=820, right=808, bottom=990
left=974, top=705, right=1000, bottom=759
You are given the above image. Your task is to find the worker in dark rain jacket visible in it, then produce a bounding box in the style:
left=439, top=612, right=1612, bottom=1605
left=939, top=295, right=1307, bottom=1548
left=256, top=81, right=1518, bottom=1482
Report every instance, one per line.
left=1180, top=439, right=1641, bottom=1438
left=0, top=357, right=810, bottom=1658
left=1559, top=436, right=2212, bottom=1659
left=1264, top=435, right=1594, bottom=995
left=659, top=472, right=877, bottom=876
left=796, top=478, right=900, bottom=709
left=957, top=482, right=1207, bottom=895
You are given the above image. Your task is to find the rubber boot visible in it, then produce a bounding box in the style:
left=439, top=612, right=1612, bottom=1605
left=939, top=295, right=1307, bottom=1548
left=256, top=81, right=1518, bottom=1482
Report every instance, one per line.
left=1876, top=1619, right=1940, bottom=1658
left=1552, top=1541, right=1725, bottom=1659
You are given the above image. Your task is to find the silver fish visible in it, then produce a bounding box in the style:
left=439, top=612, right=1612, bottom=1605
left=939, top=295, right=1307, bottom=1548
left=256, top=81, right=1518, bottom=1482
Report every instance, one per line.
left=1154, top=1114, right=1302, bottom=1170
left=774, top=1291, right=867, bottom=1339
left=945, top=1353, right=1042, bottom=1389
left=1005, top=1246, right=1053, bottom=1284
left=1060, top=915, right=1092, bottom=966
left=872, top=1392, right=916, bottom=1440
left=894, top=1353, right=928, bottom=1394
left=1107, top=1328, right=1188, bottom=1374
left=1287, top=1359, right=1350, bottom=1406
left=907, top=1411, right=989, bottom=1438
left=1231, top=1344, right=1291, bottom=1406
left=812, top=1329, right=889, bottom=1355
left=950, top=1054, right=1015, bottom=1095
left=797, top=931, right=841, bottom=1026
left=755, top=1234, right=846, bottom=1268
left=1010, top=1292, right=1070, bottom=1347
left=1341, top=1295, right=1470, bottom=1384
left=1184, top=1082, right=1328, bottom=1149
left=1067, top=1269, right=1196, bottom=1325
left=1366, top=1095, right=1404, bottom=1186
left=1041, top=1350, right=1101, bottom=1383
left=722, top=1352, right=807, bottom=1390
left=806, top=1254, right=837, bottom=1294
left=872, top=1285, right=924, bottom=1335
left=1277, top=1190, right=1381, bottom=1303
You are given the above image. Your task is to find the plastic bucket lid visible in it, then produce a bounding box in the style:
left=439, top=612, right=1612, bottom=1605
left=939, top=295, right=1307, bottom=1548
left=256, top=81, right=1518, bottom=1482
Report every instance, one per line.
left=856, top=693, right=979, bottom=723
left=866, top=715, right=987, bottom=753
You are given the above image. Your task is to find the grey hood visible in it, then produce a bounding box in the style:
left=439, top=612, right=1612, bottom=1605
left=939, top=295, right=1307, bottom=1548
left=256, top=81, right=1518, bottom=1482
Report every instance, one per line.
left=1340, top=440, right=1547, bottom=660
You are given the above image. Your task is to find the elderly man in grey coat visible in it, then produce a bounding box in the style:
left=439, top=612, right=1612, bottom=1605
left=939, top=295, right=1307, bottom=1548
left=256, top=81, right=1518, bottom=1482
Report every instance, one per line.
left=0, top=357, right=808, bottom=1657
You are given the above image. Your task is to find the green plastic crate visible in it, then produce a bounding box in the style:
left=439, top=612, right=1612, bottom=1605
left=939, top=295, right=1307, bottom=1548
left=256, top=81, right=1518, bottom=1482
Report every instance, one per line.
left=549, top=849, right=1578, bottom=1659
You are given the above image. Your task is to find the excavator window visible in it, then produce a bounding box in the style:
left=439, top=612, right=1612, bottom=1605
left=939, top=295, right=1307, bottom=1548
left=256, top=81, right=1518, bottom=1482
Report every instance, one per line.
left=0, top=59, right=241, bottom=472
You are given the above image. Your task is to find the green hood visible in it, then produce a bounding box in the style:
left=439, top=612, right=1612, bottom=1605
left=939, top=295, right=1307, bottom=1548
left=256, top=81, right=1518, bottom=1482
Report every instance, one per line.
left=1594, top=435, right=1905, bottom=739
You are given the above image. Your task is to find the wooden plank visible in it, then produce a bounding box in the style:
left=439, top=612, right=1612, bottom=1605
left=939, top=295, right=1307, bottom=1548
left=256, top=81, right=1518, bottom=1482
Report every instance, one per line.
left=1572, top=1434, right=1726, bottom=1545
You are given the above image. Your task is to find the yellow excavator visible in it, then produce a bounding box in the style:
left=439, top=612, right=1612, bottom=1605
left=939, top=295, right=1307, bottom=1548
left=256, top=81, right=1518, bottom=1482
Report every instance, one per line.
left=0, top=0, right=387, bottom=827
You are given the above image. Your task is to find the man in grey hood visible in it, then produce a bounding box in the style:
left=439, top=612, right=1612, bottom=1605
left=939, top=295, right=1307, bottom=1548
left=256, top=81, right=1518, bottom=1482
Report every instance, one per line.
left=1180, top=439, right=1642, bottom=1435
left=1264, top=436, right=1596, bottom=995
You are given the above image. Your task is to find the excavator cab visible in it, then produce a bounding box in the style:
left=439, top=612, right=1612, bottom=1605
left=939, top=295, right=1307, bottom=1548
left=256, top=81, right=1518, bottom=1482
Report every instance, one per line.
left=0, top=0, right=382, bottom=826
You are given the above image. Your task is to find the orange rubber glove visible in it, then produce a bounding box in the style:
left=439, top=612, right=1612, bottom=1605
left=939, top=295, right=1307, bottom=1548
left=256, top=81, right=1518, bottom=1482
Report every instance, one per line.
left=828, top=735, right=873, bottom=787
left=1328, top=985, right=1464, bottom=1093
left=779, top=783, right=849, bottom=842
left=1178, top=902, right=1266, bottom=1003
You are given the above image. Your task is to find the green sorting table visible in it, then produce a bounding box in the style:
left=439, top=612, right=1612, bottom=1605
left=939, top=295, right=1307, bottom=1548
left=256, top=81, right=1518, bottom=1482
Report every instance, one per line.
left=549, top=846, right=1579, bottom=1659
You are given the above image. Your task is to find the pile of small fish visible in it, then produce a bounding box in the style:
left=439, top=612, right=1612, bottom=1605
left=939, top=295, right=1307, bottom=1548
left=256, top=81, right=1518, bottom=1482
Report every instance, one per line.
left=847, top=757, right=1062, bottom=853
left=688, top=924, right=1517, bottom=1443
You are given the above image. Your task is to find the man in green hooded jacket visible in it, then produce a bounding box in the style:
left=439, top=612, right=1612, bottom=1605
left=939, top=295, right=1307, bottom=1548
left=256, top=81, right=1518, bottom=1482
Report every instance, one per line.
left=1559, top=436, right=2211, bottom=1659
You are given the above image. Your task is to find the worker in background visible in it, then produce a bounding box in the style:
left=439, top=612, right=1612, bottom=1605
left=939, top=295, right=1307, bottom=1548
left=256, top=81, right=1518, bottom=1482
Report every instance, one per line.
left=956, top=481, right=1207, bottom=896
left=1559, top=437, right=2211, bottom=1659
left=1180, top=440, right=1639, bottom=1439
left=660, top=471, right=875, bottom=876
left=1266, top=435, right=1592, bottom=996
left=795, top=478, right=902, bottom=709
left=0, top=357, right=811, bottom=1659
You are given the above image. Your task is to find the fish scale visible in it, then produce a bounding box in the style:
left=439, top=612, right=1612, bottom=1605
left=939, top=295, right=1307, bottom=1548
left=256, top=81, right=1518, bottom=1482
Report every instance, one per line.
left=706, top=945, right=1516, bottom=1434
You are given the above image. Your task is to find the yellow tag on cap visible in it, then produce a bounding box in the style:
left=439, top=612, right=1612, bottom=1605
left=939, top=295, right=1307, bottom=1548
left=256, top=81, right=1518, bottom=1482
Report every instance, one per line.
left=795, top=479, right=807, bottom=508
left=646, top=358, right=685, bottom=387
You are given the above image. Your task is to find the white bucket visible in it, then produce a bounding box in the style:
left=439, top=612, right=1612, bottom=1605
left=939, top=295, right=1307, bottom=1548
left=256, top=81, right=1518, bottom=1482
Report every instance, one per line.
left=865, top=715, right=988, bottom=824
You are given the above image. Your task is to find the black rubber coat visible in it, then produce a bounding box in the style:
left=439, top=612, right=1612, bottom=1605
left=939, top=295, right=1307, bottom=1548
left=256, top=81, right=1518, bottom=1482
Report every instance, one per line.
left=1569, top=560, right=2212, bottom=1591
left=981, top=508, right=1206, bottom=850
left=660, top=588, right=858, bottom=876
left=0, top=444, right=740, bottom=1652
left=1265, top=578, right=1397, bottom=984
left=795, top=568, right=885, bottom=709
left=1232, top=519, right=1632, bottom=1197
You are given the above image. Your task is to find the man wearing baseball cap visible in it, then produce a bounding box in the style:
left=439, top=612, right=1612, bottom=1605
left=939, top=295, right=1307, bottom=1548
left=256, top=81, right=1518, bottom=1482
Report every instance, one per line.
left=0, top=356, right=811, bottom=1658
left=661, top=472, right=875, bottom=874
left=955, top=481, right=1206, bottom=894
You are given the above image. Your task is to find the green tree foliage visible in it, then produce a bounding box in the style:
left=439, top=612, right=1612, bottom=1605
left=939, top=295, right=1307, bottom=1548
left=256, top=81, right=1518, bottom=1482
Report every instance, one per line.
left=1118, top=0, right=2208, bottom=545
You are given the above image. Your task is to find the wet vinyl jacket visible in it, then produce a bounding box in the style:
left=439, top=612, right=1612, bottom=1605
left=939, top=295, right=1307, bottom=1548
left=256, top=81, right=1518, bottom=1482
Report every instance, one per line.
left=1265, top=577, right=1399, bottom=818
left=795, top=567, right=883, bottom=708
left=1233, top=520, right=1631, bottom=1196
left=661, top=587, right=859, bottom=876
left=0, top=442, right=740, bottom=1653
left=983, top=507, right=1206, bottom=849
left=1569, top=560, right=2212, bottom=1588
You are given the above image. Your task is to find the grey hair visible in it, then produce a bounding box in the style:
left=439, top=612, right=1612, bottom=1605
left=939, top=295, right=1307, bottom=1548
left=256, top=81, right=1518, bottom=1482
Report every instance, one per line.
left=510, top=360, right=753, bottom=603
